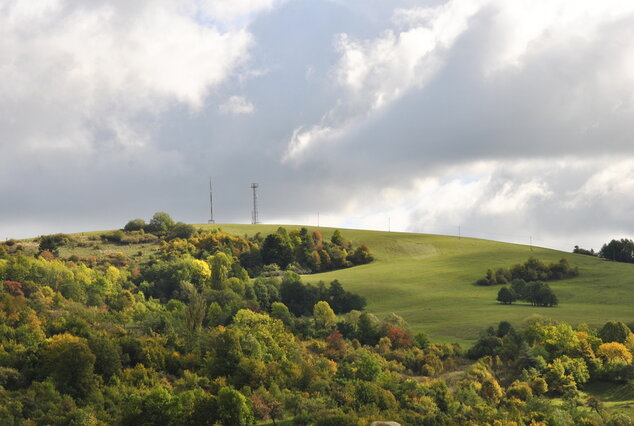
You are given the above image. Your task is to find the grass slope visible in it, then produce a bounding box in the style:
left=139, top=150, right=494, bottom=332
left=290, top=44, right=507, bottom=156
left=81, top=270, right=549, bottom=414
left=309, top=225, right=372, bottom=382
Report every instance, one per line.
left=585, top=382, right=634, bottom=417
left=202, top=224, right=634, bottom=345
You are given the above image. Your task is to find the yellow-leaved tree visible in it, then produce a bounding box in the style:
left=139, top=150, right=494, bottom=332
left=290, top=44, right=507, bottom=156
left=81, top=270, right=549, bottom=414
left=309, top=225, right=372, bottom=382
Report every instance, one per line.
left=598, top=342, right=633, bottom=365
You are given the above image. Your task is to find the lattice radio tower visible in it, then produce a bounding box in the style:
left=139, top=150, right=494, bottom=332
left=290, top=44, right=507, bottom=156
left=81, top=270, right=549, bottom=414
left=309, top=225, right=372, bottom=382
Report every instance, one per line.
left=208, top=178, right=215, bottom=224
left=251, top=183, right=259, bottom=224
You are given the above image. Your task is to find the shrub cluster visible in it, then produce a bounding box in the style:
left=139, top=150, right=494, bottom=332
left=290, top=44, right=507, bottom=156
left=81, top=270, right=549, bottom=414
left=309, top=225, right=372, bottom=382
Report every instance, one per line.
left=124, top=212, right=197, bottom=239
left=156, top=226, right=374, bottom=278
left=497, top=280, right=558, bottom=307
left=474, top=257, right=578, bottom=286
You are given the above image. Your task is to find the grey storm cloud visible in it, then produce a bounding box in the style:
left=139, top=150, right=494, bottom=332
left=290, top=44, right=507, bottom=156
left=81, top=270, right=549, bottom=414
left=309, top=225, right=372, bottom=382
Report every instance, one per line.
left=2, top=0, right=634, bottom=252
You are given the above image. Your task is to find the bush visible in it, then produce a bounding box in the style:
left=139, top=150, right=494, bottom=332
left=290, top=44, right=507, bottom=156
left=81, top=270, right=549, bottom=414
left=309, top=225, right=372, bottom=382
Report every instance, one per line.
left=124, top=219, right=146, bottom=232
left=599, top=321, right=631, bottom=343
left=347, top=244, right=374, bottom=265
left=475, top=257, right=577, bottom=286
left=475, top=278, right=492, bottom=286
left=313, top=410, right=361, bottom=426
left=101, top=230, right=124, bottom=243
left=169, top=222, right=196, bottom=240
left=145, top=212, right=175, bottom=236
left=39, top=233, right=72, bottom=255
left=496, top=287, right=516, bottom=304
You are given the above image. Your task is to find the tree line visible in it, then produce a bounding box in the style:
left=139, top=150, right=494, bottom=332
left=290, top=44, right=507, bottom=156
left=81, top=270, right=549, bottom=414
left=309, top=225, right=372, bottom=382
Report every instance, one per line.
left=598, top=238, right=634, bottom=263
left=496, top=280, right=558, bottom=307
left=468, top=317, right=634, bottom=405
left=574, top=238, right=634, bottom=263
left=472, top=257, right=577, bottom=308
left=474, top=257, right=578, bottom=286
left=123, top=213, right=375, bottom=276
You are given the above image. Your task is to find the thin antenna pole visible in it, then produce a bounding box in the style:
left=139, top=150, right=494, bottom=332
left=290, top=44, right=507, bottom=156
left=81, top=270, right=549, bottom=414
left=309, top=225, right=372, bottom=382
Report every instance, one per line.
left=208, top=178, right=215, bottom=224
left=388, top=217, right=391, bottom=232
left=530, top=236, right=533, bottom=251
left=251, top=183, right=259, bottom=224
left=458, top=225, right=461, bottom=240
left=317, top=212, right=320, bottom=228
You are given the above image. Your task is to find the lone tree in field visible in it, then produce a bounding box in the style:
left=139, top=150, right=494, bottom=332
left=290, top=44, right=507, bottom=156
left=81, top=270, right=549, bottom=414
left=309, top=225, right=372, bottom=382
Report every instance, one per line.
left=145, top=212, right=175, bottom=235
left=39, top=233, right=71, bottom=255
left=496, top=287, right=516, bottom=305
left=123, top=218, right=145, bottom=232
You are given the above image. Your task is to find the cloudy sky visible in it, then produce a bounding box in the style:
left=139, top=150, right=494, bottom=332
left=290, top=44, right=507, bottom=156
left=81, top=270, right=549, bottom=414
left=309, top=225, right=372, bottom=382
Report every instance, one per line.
left=2, top=0, right=634, bottom=251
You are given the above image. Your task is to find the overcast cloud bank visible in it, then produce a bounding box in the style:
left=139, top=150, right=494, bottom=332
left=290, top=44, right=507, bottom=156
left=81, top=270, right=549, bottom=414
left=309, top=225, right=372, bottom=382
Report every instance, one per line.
left=2, top=0, right=634, bottom=251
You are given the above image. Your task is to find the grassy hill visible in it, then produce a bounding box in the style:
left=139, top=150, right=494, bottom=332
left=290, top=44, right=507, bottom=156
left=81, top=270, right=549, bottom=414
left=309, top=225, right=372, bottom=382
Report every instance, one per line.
left=199, top=224, right=634, bottom=345
left=49, top=223, right=634, bottom=345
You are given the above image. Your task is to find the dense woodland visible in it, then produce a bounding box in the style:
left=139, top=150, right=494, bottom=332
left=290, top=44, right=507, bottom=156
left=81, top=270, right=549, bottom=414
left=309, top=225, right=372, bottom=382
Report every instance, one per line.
left=598, top=239, right=634, bottom=264
left=0, top=226, right=633, bottom=424
left=574, top=238, right=634, bottom=263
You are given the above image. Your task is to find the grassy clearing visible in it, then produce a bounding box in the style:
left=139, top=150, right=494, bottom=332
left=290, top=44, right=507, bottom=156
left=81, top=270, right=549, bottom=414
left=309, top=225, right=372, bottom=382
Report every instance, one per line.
left=585, top=382, right=634, bottom=417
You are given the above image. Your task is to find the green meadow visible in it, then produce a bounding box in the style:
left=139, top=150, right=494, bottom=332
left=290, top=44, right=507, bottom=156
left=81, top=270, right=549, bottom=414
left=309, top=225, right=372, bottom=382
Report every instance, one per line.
left=200, top=224, right=634, bottom=346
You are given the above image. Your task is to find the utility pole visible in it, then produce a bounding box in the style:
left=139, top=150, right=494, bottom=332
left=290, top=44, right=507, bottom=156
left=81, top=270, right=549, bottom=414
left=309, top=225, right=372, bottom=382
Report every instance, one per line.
left=251, top=183, right=259, bottom=224
left=208, top=178, right=215, bottom=224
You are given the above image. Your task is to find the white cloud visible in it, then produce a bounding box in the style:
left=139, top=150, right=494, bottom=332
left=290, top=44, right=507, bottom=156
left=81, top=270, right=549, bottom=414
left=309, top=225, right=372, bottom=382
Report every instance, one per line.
left=0, top=0, right=256, bottom=155
left=272, top=157, right=634, bottom=251
left=481, top=180, right=552, bottom=215
left=284, top=0, right=483, bottom=161
left=284, top=0, right=634, bottom=162
left=481, top=0, right=634, bottom=73
left=219, top=95, right=255, bottom=114
left=574, top=159, right=634, bottom=199
left=284, top=124, right=343, bottom=162
left=196, top=0, right=283, bottom=26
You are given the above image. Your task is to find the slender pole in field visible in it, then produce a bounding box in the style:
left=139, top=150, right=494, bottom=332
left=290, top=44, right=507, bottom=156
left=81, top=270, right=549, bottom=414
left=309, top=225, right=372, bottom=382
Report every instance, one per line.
left=208, top=178, right=215, bottom=224
left=251, top=183, right=259, bottom=224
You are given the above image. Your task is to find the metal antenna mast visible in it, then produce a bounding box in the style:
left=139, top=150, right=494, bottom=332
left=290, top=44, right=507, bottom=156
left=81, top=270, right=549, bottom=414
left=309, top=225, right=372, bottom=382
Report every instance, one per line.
left=251, top=183, right=259, bottom=224
left=208, top=178, right=215, bottom=224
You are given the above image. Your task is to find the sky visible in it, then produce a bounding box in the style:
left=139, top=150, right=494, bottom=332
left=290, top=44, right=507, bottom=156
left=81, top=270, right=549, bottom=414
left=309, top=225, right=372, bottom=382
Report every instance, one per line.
left=2, top=0, right=634, bottom=251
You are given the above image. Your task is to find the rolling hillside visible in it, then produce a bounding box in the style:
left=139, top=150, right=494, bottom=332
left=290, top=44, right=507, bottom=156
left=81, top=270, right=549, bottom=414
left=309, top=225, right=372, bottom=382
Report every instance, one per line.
left=49, top=223, right=634, bottom=345
left=198, top=224, right=634, bottom=345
